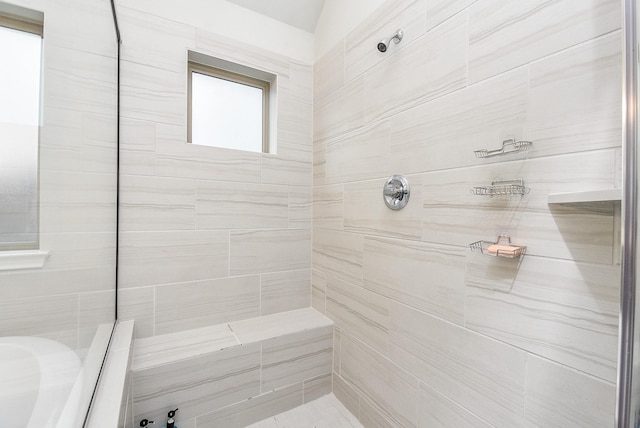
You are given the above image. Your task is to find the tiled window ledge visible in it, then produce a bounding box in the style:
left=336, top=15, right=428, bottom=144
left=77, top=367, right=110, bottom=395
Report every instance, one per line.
left=0, top=249, right=49, bottom=271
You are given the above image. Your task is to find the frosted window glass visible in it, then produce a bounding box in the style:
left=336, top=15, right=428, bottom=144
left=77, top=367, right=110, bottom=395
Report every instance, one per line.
left=191, top=72, right=264, bottom=152
left=0, top=25, right=41, bottom=247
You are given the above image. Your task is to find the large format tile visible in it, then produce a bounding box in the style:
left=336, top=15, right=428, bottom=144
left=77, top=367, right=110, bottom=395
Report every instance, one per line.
left=364, top=11, right=467, bottom=123
left=341, top=334, right=419, bottom=427
left=465, top=254, right=619, bottom=381
left=119, top=175, right=196, bottom=231
left=261, top=326, right=333, bottom=392
left=389, top=302, right=527, bottom=428
left=314, top=43, right=345, bottom=103
left=528, top=31, right=622, bottom=157
left=344, top=176, right=423, bottom=240
left=155, top=141, right=262, bottom=183
left=118, top=231, right=228, bottom=288
left=313, top=77, right=364, bottom=142
left=154, top=275, right=260, bottom=335
left=313, top=229, right=364, bottom=286
left=197, top=384, right=303, bottom=428
left=261, top=269, right=311, bottom=316
left=344, top=0, right=427, bottom=82
left=288, top=186, right=312, bottom=229
left=418, top=383, right=492, bottom=428
left=524, top=356, right=616, bottom=428
left=422, top=150, right=617, bottom=264
left=229, top=308, right=332, bottom=344
left=326, top=278, right=390, bottom=356
left=230, top=229, right=311, bottom=276
left=133, top=323, right=238, bottom=371
left=426, top=0, right=476, bottom=31
left=325, top=122, right=391, bottom=185
left=196, top=181, right=289, bottom=230
left=363, top=236, right=465, bottom=325
left=132, top=343, right=261, bottom=424
left=468, top=0, right=620, bottom=83
left=313, top=184, right=344, bottom=231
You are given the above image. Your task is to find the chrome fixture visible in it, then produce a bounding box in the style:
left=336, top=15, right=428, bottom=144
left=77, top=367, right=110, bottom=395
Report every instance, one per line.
left=383, top=174, right=410, bottom=210
left=474, top=138, right=532, bottom=158
left=377, top=29, right=403, bottom=53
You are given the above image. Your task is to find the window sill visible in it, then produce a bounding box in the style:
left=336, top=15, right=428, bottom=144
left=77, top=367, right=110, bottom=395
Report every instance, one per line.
left=0, top=249, right=49, bottom=271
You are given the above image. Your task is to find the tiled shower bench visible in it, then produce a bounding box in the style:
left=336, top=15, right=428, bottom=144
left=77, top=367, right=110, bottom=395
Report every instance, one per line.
left=123, top=308, right=334, bottom=428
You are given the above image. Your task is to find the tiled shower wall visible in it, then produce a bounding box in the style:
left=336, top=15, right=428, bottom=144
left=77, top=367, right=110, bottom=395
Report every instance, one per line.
left=0, top=0, right=117, bottom=349
left=313, top=0, right=622, bottom=426
left=115, top=1, right=314, bottom=338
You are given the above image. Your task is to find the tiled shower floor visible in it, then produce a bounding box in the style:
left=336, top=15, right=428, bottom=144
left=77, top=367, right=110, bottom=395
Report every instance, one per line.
left=247, top=394, right=363, bottom=428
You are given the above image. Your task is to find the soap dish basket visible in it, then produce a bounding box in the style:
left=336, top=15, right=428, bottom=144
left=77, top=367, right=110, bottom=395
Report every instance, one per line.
left=469, top=234, right=526, bottom=259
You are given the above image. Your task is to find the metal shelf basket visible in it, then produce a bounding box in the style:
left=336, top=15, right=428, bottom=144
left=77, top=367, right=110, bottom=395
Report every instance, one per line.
left=469, top=235, right=526, bottom=259
left=474, top=139, right=532, bottom=158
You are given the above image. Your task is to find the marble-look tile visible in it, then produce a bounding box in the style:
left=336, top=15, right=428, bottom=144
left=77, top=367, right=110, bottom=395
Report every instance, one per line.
left=314, top=43, right=345, bottom=102
left=78, top=290, right=115, bottom=348
left=262, top=325, right=333, bottom=391
left=363, top=236, right=465, bottom=325
left=388, top=67, right=528, bottom=175
left=39, top=232, right=115, bottom=271
left=281, top=61, right=313, bottom=106
left=155, top=140, right=262, bottom=183
left=422, top=150, right=616, bottom=264
left=0, top=294, right=78, bottom=344
left=313, top=184, right=344, bottom=230
left=197, top=384, right=303, bottom=428
left=230, top=308, right=333, bottom=344
left=119, top=150, right=156, bottom=176
left=261, top=155, right=312, bottom=187
left=261, top=269, right=311, bottom=316
left=524, top=356, right=616, bottom=428
left=418, top=382, right=492, bottom=428
left=333, top=328, right=342, bottom=375
left=341, top=334, right=419, bottom=427
left=313, top=229, right=364, bottom=286
left=426, top=0, right=476, bottom=31
left=119, top=175, right=195, bottom=231
left=344, top=177, right=423, bottom=240
left=118, top=5, right=196, bottom=73
left=389, top=302, right=527, bottom=428
left=40, top=170, right=116, bottom=233
left=344, top=0, right=427, bottom=82
left=333, top=374, right=360, bottom=420
left=119, top=117, right=155, bottom=154
left=326, top=278, right=390, bottom=356
left=528, top=31, right=622, bottom=157
left=230, top=229, right=311, bottom=276
left=120, top=60, right=184, bottom=126
left=195, top=29, right=291, bottom=77
left=313, top=140, right=327, bottom=186
left=465, top=253, right=619, bottom=382
left=154, top=275, right=260, bottom=335
left=364, top=12, right=467, bottom=123
left=312, top=269, right=327, bottom=315
left=132, top=342, right=261, bottom=424
left=303, top=373, right=332, bottom=403
left=278, top=98, right=313, bottom=149
left=289, top=186, right=312, bottom=229
left=118, top=230, right=228, bottom=288
left=196, top=181, right=289, bottom=230
left=118, top=287, right=155, bottom=339
left=133, top=323, right=238, bottom=371
left=313, top=77, right=364, bottom=142
left=468, top=0, right=620, bottom=83
left=325, top=122, right=391, bottom=184
left=43, top=45, right=117, bottom=116
left=273, top=393, right=363, bottom=428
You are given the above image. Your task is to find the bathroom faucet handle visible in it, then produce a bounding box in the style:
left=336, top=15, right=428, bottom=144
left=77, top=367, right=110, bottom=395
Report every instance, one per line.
left=139, top=419, right=155, bottom=427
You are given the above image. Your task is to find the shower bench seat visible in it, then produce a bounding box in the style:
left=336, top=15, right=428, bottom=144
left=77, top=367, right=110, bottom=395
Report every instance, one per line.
left=125, top=308, right=334, bottom=428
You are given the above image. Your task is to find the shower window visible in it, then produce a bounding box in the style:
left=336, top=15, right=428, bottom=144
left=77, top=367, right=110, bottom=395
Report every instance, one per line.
left=188, top=61, right=270, bottom=153
left=0, top=14, right=42, bottom=250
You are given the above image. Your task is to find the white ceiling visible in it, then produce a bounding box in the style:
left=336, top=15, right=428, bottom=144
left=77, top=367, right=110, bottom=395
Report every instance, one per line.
left=226, top=0, right=326, bottom=33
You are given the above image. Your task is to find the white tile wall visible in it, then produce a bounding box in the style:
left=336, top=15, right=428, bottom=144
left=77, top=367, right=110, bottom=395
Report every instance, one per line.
left=316, top=0, right=621, bottom=426
left=117, top=11, right=314, bottom=338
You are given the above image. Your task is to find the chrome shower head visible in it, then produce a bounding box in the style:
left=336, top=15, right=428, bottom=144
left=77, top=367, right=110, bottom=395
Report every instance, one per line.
left=377, top=29, right=403, bottom=53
